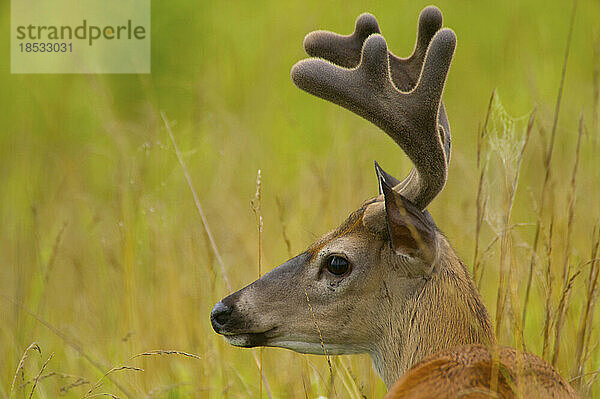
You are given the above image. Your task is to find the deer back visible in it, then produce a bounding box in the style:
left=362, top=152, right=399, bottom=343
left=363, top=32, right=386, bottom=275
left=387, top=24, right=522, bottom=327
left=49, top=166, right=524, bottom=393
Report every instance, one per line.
left=384, top=345, right=580, bottom=399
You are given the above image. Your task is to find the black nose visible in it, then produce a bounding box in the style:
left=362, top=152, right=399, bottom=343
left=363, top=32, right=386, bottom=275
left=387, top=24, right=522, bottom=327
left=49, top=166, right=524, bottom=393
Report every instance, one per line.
left=210, top=301, right=233, bottom=332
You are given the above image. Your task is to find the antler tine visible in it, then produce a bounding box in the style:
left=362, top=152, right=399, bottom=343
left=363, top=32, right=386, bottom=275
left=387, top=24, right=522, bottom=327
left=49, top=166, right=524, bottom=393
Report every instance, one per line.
left=390, top=6, right=443, bottom=91
left=303, top=7, right=444, bottom=94
left=302, top=13, right=381, bottom=68
left=291, top=28, right=457, bottom=210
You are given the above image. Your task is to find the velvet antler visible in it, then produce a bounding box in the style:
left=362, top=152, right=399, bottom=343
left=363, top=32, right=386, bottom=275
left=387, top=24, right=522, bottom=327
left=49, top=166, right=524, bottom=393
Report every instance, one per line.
left=291, top=6, right=455, bottom=210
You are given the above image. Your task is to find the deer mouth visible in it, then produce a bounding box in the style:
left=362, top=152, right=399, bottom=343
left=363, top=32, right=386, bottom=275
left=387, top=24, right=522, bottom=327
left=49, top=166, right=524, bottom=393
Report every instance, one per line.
left=221, top=327, right=278, bottom=348
left=210, top=301, right=280, bottom=347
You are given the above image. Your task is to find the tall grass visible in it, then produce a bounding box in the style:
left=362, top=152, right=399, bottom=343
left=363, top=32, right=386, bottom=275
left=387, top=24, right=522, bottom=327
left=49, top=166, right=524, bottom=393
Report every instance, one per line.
left=1, top=0, right=600, bottom=397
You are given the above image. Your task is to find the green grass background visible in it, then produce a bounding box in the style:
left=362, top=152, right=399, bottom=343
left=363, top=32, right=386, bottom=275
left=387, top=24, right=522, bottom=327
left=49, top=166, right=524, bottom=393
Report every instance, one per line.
left=1, top=0, right=599, bottom=397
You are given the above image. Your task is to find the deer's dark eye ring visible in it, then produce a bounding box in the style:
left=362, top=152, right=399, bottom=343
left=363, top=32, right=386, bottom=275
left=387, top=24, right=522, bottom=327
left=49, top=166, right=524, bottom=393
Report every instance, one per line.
left=326, top=255, right=350, bottom=276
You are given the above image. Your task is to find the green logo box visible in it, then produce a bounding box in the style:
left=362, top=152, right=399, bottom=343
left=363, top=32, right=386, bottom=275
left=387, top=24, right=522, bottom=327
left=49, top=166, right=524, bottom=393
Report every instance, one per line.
left=11, top=0, right=150, bottom=74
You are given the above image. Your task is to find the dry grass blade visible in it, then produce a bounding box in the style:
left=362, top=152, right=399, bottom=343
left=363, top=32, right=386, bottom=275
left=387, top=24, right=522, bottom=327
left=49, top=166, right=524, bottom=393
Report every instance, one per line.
left=542, top=217, right=555, bottom=360
left=584, top=368, right=600, bottom=393
left=28, top=352, right=53, bottom=399
left=572, top=224, right=600, bottom=386
left=250, top=169, right=265, bottom=398
left=1, top=295, right=134, bottom=398
left=17, top=372, right=89, bottom=392
left=304, top=289, right=334, bottom=395
left=250, top=169, right=273, bottom=399
left=161, top=111, right=232, bottom=291
left=43, top=221, right=67, bottom=283
left=552, top=113, right=585, bottom=367
left=594, top=37, right=600, bottom=133
left=228, top=364, right=253, bottom=397
left=473, top=90, right=495, bottom=288
left=522, top=0, right=577, bottom=331
left=10, top=342, right=41, bottom=398
left=84, top=366, right=144, bottom=398
left=130, top=350, right=202, bottom=361
left=553, top=268, right=582, bottom=367
left=276, top=196, right=293, bottom=258
left=548, top=0, right=577, bottom=159
left=477, top=233, right=499, bottom=289
left=473, top=163, right=488, bottom=288
left=570, top=370, right=600, bottom=386
left=250, top=170, right=263, bottom=283
left=250, top=354, right=273, bottom=399
left=60, top=377, right=92, bottom=395
left=478, top=90, right=495, bottom=168
left=335, top=357, right=363, bottom=399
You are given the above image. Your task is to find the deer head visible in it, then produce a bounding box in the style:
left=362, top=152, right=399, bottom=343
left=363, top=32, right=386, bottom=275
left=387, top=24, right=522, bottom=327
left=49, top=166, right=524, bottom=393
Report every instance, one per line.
left=210, top=6, right=494, bottom=388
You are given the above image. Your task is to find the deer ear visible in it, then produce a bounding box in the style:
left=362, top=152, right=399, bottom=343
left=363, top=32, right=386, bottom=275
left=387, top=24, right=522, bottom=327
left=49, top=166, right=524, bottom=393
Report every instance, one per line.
left=379, top=174, right=437, bottom=263
left=374, top=161, right=400, bottom=194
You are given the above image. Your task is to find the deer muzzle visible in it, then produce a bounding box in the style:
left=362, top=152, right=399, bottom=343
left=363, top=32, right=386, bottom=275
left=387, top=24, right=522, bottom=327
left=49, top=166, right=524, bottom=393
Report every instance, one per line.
left=210, top=252, right=311, bottom=348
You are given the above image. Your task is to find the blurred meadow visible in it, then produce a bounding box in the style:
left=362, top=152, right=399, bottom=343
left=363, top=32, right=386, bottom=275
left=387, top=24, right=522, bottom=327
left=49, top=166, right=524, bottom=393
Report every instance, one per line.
left=1, top=0, right=600, bottom=397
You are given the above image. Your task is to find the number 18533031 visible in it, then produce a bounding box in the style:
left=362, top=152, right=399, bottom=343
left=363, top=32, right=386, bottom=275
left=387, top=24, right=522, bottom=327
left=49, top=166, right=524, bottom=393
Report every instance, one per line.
left=19, top=42, right=72, bottom=53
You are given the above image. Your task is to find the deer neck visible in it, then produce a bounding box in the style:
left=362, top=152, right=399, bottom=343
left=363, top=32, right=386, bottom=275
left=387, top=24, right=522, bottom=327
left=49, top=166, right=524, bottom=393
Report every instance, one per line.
left=370, top=240, right=495, bottom=388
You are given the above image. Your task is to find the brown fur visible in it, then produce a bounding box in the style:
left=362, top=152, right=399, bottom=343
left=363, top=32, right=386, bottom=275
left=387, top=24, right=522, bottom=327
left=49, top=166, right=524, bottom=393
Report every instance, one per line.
left=366, top=220, right=495, bottom=386
left=385, top=345, right=579, bottom=398
left=306, top=201, right=372, bottom=259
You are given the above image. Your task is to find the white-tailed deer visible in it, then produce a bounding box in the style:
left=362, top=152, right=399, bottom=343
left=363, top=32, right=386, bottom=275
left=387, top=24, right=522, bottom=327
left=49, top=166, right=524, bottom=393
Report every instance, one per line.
left=211, top=6, right=579, bottom=398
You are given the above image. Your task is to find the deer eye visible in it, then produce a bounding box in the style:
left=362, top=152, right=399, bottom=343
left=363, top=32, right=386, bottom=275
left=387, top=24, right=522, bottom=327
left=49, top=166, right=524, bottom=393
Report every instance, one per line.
left=326, top=256, right=350, bottom=276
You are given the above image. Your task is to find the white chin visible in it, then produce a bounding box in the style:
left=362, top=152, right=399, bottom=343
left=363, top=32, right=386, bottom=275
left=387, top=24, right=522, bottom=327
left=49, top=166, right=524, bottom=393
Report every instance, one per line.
left=222, top=334, right=364, bottom=355
left=269, top=340, right=361, bottom=355
left=224, top=334, right=251, bottom=347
